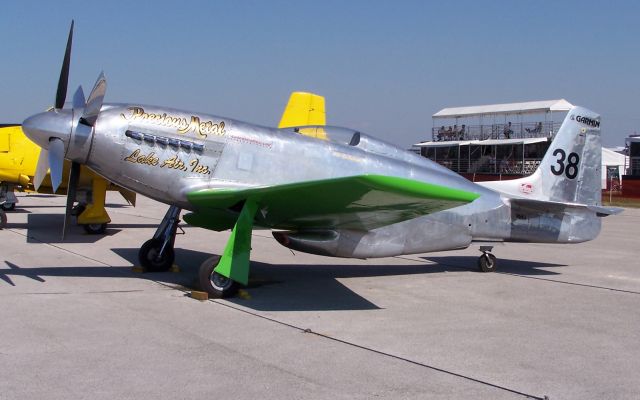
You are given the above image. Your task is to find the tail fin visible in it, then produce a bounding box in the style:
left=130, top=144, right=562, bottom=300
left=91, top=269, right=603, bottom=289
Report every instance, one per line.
left=278, top=92, right=326, bottom=129
left=480, top=106, right=602, bottom=206
left=536, top=106, right=601, bottom=205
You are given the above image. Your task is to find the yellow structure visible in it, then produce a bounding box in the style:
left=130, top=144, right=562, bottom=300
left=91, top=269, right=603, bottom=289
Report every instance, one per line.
left=0, top=125, right=133, bottom=232
left=0, top=125, right=38, bottom=187
left=278, top=92, right=327, bottom=139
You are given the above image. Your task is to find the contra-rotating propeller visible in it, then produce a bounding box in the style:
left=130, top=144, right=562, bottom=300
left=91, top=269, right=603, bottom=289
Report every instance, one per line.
left=26, top=20, right=107, bottom=239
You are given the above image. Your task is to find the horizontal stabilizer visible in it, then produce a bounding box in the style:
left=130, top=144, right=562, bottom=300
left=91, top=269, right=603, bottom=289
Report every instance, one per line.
left=510, top=197, right=623, bottom=217
left=586, top=205, right=624, bottom=216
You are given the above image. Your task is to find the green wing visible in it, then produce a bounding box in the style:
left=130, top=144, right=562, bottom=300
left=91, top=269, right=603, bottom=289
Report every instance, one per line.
left=184, top=174, right=479, bottom=231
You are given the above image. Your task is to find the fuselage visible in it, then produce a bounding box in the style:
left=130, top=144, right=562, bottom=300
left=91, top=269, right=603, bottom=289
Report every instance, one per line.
left=31, top=103, right=600, bottom=259
left=88, top=104, right=497, bottom=205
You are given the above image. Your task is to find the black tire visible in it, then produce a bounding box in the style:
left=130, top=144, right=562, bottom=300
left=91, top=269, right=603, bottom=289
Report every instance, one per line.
left=1, top=202, right=15, bottom=211
left=82, top=223, right=107, bottom=235
left=138, top=238, right=174, bottom=272
left=71, top=204, right=86, bottom=216
left=0, top=210, right=6, bottom=229
left=198, top=256, right=239, bottom=298
left=478, top=253, right=497, bottom=272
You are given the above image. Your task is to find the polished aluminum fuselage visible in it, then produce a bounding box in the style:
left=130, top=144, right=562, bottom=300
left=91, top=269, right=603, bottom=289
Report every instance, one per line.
left=83, top=104, right=599, bottom=258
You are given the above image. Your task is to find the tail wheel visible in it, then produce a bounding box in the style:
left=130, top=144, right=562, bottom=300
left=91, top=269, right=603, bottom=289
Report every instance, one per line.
left=138, top=238, right=174, bottom=272
left=198, top=256, right=239, bottom=298
left=478, top=253, right=497, bottom=272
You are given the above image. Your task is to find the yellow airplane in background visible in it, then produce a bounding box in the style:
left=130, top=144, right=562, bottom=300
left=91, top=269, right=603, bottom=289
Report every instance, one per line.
left=0, top=91, right=322, bottom=231
left=0, top=124, right=135, bottom=231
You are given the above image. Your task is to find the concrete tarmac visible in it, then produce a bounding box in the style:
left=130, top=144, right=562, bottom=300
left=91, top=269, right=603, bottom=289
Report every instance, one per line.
left=1, top=193, right=639, bottom=399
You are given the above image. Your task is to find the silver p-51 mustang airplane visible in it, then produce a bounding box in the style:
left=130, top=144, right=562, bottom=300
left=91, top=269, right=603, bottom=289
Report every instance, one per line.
left=21, top=23, right=620, bottom=297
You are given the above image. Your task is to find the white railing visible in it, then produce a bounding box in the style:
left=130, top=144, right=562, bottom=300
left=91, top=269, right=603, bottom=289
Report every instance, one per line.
left=432, top=121, right=560, bottom=142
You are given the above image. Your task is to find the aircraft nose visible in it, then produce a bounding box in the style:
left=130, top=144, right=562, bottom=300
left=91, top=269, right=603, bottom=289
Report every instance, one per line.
left=22, top=110, right=72, bottom=150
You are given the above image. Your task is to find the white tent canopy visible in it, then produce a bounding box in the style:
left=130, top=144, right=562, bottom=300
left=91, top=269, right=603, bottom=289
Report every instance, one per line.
left=602, top=148, right=627, bottom=166
left=433, top=99, right=574, bottom=119
left=601, top=147, right=628, bottom=189
left=413, top=137, right=548, bottom=147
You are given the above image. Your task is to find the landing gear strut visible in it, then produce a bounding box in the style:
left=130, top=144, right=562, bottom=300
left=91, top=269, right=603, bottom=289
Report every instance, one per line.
left=478, top=246, right=497, bottom=272
left=139, top=205, right=181, bottom=272
left=197, top=199, right=258, bottom=298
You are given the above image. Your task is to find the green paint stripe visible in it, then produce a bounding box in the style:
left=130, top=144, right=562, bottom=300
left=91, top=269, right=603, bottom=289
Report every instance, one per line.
left=187, top=174, right=479, bottom=205
left=358, top=175, right=479, bottom=203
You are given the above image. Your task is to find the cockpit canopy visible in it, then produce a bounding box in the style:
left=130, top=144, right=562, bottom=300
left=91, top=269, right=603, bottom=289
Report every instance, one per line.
left=279, top=125, right=361, bottom=146
left=279, top=125, right=422, bottom=164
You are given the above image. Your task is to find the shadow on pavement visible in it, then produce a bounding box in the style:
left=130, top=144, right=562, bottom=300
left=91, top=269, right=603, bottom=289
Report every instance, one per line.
left=422, top=256, right=566, bottom=275
left=2, top=248, right=568, bottom=312
left=12, top=205, right=62, bottom=209
left=23, top=194, right=58, bottom=198
left=2, top=208, right=31, bottom=213
left=6, top=214, right=155, bottom=243
left=17, top=214, right=120, bottom=243
left=104, top=203, right=133, bottom=208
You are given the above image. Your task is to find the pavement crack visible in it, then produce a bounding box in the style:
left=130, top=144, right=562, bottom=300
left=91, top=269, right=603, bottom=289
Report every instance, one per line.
left=403, top=255, right=640, bottom=296
left=497, top=273, right=640, bottom=295
left=209, top=299, right=546, bottom=400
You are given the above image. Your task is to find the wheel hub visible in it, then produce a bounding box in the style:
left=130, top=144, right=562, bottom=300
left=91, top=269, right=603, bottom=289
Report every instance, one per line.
left=210, top=272, right=232, bottom=290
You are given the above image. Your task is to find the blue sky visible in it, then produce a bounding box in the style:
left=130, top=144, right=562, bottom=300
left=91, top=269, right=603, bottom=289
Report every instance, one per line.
left=1, top=0, right=639, bottom=147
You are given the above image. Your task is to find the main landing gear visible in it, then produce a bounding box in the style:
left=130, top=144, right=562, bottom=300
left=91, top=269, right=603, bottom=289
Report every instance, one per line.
left=197, top=199, right=258, bottom=298
left=0, top=185, right=17, bottom=228
left=478, top=246, right=497, bottom=272
left=198, top=256, right=239, bottom=298
left=0, top=185, right=15, bottom=229
left=137, top=200, right=258, bottom=299
left=139, top=205, right=182, bottom=272
left=1, top=202, right=15, bottom=211
left=76, top=177, right=111, bottom=235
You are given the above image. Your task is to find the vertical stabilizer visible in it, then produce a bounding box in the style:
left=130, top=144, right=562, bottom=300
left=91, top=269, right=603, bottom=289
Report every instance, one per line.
left=479, top=106, right=602, bottom=206
left=536, top=106, right=601, bottom=205
left=278, top=92, right=326, bottom=128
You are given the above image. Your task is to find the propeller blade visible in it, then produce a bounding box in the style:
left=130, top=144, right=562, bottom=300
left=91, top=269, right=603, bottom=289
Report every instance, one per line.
left=33, top=149, right=49, bottom=191
left=79, top=72, right=106, bottom=127
left=72, top=85, right=85, bottom=109
left=48, top=138, right=66, bottom=192
left=62, top=161, right=81, bottom=240
left=55, top=20, right=74, bottom=109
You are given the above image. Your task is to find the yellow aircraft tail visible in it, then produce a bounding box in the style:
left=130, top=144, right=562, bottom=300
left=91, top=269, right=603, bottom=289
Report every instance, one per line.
left=278, top=92, right=327, bottom=139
